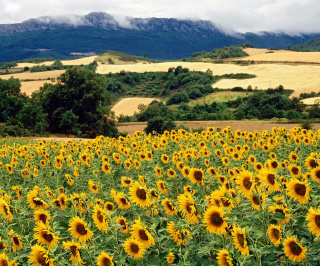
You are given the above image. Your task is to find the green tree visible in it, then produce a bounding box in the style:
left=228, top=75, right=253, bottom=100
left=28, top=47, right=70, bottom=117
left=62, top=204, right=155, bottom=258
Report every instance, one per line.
left=59, top=110, right=80, bottom=136
left=145, top=116, right=176, bottom=134
left=36, top=67, right=118, bottom=137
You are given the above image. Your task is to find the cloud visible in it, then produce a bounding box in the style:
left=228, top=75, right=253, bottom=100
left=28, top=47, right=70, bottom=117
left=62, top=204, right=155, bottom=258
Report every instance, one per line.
left=0, top=0, right=319, bottom=34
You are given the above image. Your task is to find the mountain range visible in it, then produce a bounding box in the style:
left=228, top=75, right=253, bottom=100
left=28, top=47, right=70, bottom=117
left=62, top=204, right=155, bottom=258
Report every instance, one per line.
left=0, top=12, right=319, bottom=62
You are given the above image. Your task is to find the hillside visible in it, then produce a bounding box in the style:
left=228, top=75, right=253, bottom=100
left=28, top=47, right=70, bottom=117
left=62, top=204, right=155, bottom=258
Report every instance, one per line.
left=1, top=12, right=320, bottom=62
left=293, top=37, right=320, bottom=51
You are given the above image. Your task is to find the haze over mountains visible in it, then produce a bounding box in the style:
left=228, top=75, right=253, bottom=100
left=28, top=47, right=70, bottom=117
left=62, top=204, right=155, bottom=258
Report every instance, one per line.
left=0, top=12, right=319, bottom=62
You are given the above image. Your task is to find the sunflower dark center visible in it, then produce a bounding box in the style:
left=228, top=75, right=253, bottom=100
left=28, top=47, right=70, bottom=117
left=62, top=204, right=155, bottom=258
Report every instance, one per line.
left=54, top=200, right=61, bottom=207
left=273, top=229, right=280, bottom=239
left=221, top=198, right=230, bottom=207
left=165, top=201, right=174, bottom=211
left=136, top=188, right=147, bottom=200
left=0, top=243, right=5, bottom=249
left=237, top=233, right=245, bottom=247
left=102, top=258, right=111, bottom=266
left=106, top=204, right=113, bottom=211
left=76, top=223, right=88, bottom=236
left=131, top=243, right=139, bottom=253
left=42, top=232, right=54, bottom=242
left=139, top=229, right=149, bottom=240
left=97, top=211, right=104, bottom=222
left=194, top=171, right=203, bottom=181
left=291, top=167, right=299, bottom=175
left=243, top=177, right=252, bottom=189
left=315, top=170, right=320, bottom=179
left=294, top=184, right=306, bottom=196
left=33, top=198, right=44, bottom=206
left=2, top=206, right=8, bottom=215
left=211, top=212, right=223, bottom=226
left=220, top=177, right=225, bottom=183
left=252, top=195, right=260, bottom=205
left=267, top=174, right=276, bottom=185
left=120, top=198, right=128, bottom=205
left=38, top=251, right=50, bottom=266
left=125, top=180, right=131, bottom=184
left=13, top=237, right=20, bottom=245
left=186, top=204, right=193, bottom=214
left=275, top=209, right=285, bottom=216
left=70, top=245, right=77, bottom=256
left=151, top=191, right=158, bottom=197
left=310, top=159, right=318, bottom=169
left=289, top=241, right=302, bottom=255
left=315, top=215, right=320, bottom=228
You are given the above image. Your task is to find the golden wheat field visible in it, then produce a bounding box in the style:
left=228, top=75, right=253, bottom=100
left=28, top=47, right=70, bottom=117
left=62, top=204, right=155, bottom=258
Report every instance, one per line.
left=2, top=126, right=320, bottom=265
left=239, top=48, right=320, bottom=63
left=111, top=98, right=159, bottom=117
left=16, top=56, right=97, bottom=68
left=1, top=70, right=65, bottom=81
left=20, top=81, right=53, bottom=96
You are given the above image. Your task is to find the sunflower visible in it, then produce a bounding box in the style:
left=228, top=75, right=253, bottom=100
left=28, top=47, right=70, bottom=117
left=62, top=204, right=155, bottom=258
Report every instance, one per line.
left=259, top=170, right=281, bottom=192
left=182, top=166, right=190, bottom=178
left=29, top=244, right=55, bottom=266
left=167, top=168, right=176, bottom=178
left=101, top=162, right=111, bottom=174
left=184, top=185, right=195, bottom=196
left=11, top=235, right=23, bottom=252
left=12, top=185, right=22, bottom=199
left=114, top=193, right=131, bottom=210
left=149, top=189, right=160, bottom=201
left=305, top=155, right=319, bottom=170
left=0, top=254, right=11, bottom=266
left=203, top=206, right=228, bottom=235
left=0, top=199, right=13, bottom=222
left=283, top=236, right=307, bottom=262
left=249, top=193, right=266, bottom=210
left=157, top=181, right=168, bottom=194
left=207, top=167, right=219, bottom=177
left=121, top=176, right=133, bottom=187
left=306, top=207, right=320, bottom=236
left=6, top=164, right=13, bottom=174
left=161, top=154, right=169, bottom=164
left=88, top=180, right=99, bottom=193
left=68, top=216, right=93, bottom=243
left=289, top=152, right=299, bottom=163
left=254, top=162, right=263, bottom=172
left=116, top=216, right=130, bottom=233
left=267, top=225, right=282, bottom=248
left=154, top=166, right=163, bottom=178
left=129, top=182, right=150, bottom=208
left=268, top=205, right=292, bottom=226
left=216, top=249, right=233, bottom=266
left=162, top=198, right=177, bottom=216
left=130, top=217, right=155, bottom=248
left=177, top=193, right=200, bottom=225
left=34, top=223, right=60, bottom=250
left=34, top=209, right=51, bottom=226
left=123, top=238, right=145, bottom=260
left=66, top=174, right=74, bottom=186
left=104, top=202, right=114, bottom=212
left=97, top=251, right=114, bottom=266
left=235, top=170, right=254, bottom=198
left=232, top=226, right=249, bottom=255
left=286, top=178, right=310, bottom=204
left=92, top=205, right=109, bottom=233
left=63, top=240, right=84, bottom=265
left=0, top=237, right=7, bottom=251
left=288, top=164, right=301, bottom=178
left=311, top=167, right=320, bottom=183
left=166, top=252, right=177, bottom=264
left=189, top=168, right=205, bottom=185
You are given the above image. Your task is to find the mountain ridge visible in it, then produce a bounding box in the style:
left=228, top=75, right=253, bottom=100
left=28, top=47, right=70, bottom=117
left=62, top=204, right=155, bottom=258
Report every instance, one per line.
left=0, top=12, right=319, bottom=62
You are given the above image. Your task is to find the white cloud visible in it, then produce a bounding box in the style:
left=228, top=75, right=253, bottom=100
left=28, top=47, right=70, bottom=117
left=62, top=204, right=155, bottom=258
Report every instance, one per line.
left=0, top=0, right=319, bottom=34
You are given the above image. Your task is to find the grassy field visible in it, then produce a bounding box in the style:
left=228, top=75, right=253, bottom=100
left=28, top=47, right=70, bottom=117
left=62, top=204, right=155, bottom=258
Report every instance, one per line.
left=0, top=70, right=65, bottom=81
left=188, top=91, right=253, bottom=106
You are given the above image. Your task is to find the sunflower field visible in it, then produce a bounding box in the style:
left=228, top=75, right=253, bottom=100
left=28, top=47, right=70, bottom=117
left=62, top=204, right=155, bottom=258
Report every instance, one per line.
left=1, top=126, right=320, bottom=265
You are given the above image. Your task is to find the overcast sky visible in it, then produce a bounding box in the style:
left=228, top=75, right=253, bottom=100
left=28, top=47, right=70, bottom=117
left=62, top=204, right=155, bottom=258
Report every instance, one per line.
left=1, top=0, right=320, bottom=34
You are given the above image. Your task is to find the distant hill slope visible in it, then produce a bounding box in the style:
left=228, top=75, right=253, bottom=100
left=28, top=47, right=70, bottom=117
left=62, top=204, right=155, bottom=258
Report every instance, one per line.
left=293, top=37, right=320, bottom=51
left=0, top=12, right=320, bottom=62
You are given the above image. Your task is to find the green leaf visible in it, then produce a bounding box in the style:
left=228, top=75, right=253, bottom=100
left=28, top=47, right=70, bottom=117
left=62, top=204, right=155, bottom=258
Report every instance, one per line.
left=273, top=212, right=285, bottom=220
